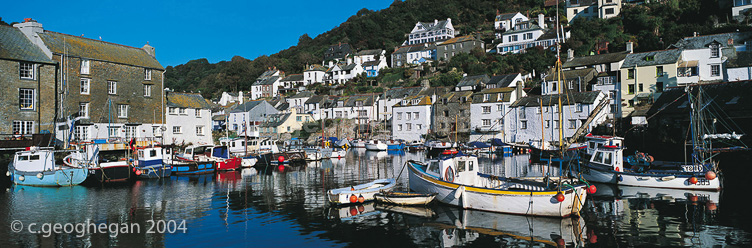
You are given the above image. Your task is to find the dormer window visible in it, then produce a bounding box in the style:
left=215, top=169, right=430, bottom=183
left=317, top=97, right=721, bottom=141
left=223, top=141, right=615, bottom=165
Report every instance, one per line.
left=81, top=59, right=90, bottom=74
left=483, top=94, right=490, bottom=101
left=402, top=100, right=408, bottom=105
left=710, top=44, right=720, bottom=58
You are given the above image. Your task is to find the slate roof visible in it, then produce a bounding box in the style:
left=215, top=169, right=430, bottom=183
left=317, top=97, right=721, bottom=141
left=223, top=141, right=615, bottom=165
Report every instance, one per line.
left=381, top=86, right=424, bottom=99
left=728, top=51, right=752, bottom=68
left=261, top=113, right=292, bottom=127
left=439, top=91, right=474, bottom=103
left=439, top=35, right=477, bottom=45
left=472, top=88, right=514, bottom=103
left=563, top=52, right=628, bottom=68
left=456, top=74, right=491, bottom=88
left=668, top=32, right=752, bottom=50
left=340, top=63, right=359, bottom=71
left=212, top=114, right=226, bottom=121
left=354, top=49, right=383, bottom=56
left=305, top=95, right=328, bottom=105
left=647, top=81, right=752, bottom=116
left=275, top=102, right=289, bottom=111
left=166, top=92, right=212, bottom=109
left=281, top=74, right=303, bottom=82
left=416, top=19, right=451, bottom=33
left=621, top=49, right=682, bottom=68
left=290, top=91, right=314, bottom=99
left=496, top=12, right=521, bottom=21
left=393, top=95, right=432, bottom=107
left=511, top=91, right=601, bottom=107
left=324, top=43, right=352, bottom=61
left=39, top=31, right=163, bottom=69
left=537, top=28, right=561, bottom=41
left=305, top=64, right=328, bottom=72
left=362, top=60, right=382, bottom=67
left=419, top=86, right=451, bottom=96
left=253, top=75, right=280, bottom=86
left=488, top=73, right=520, bottom=88
left=503, top=23, right=543, bottom=35
left=544, top=68, right=598, bottom=81
left=229, top=101, right=264, bottom=113
left=0, top=25, right=55, bottom=64
left=392, top=44, right=437, bottom=54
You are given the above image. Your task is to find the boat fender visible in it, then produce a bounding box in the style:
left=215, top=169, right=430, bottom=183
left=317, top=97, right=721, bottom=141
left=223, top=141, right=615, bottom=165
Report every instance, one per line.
left=614, top=167, right=619, bottom=172
left=617, top=175, right=623, bottom=182
left=689, top=177, right=698, bottom=184
left=444, top=167, right=455, bottom=182
left=349, top=206, right=358, bottom=216
left=705, top=171, right=717, bottom=180
left=5, top=171, right=9, bottom=177
left=36, top=173, right=43, bottom=179
left=64, top=155, right=75, bottom=167
left=358, top=194, right=365, bottom=203
left=18, top=175, right=25, bottom=181
left=349, top=194, right=358, bottom=203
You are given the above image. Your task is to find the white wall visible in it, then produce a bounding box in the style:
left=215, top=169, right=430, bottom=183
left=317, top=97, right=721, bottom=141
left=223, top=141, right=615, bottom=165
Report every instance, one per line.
left=165, top=108, right=213, bottom=145
left=392, top=105, right=432, bottom=142
left=510, top=92, right=608, bottom=144
left=727, top=67, right=752, bottom=81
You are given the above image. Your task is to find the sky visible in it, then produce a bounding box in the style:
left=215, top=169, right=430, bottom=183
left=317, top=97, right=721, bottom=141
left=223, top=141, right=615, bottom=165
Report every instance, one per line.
left=1, top=0, right=394, bottom=67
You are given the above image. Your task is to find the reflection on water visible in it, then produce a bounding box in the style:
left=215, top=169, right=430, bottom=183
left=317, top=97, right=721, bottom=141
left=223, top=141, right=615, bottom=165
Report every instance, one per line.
left=0, top=150, right=750, bottom=247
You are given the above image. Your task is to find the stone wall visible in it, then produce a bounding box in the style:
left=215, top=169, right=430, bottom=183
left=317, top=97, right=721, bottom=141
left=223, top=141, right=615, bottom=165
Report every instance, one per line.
left=0, top=59, right=56, bottom=134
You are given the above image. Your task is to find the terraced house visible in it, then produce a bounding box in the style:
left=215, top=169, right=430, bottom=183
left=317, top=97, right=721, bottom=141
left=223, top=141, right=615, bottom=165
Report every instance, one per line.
left=13, top=20, right=164, bottom=147
left=0, top=24, right=57, bottom=146
left=164, top=92, right=213, bottom=145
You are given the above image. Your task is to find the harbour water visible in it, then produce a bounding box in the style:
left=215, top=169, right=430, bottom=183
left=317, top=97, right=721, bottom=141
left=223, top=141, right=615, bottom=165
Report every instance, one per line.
left=1, top=150, right=751, bottom=247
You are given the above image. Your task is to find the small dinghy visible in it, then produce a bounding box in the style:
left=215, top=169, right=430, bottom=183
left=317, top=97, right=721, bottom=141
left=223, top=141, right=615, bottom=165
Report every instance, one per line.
left=374, top=191, right=437, bottom=205
left=327, top=178, right=396, bottom=205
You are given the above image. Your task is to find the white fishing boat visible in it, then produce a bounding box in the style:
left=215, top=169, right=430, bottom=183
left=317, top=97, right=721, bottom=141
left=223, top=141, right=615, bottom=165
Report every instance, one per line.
left=408, top=155, right=590, bottom=217
left=303, top=147, right=332, bottom=161
left=374, top=191, right=437, bottom=205
left=351, top=139, right=367, bottom=148
left=7, top=146, right=92, bottom=186
left=327, top=178, right=397, bottom=205
left=365, top=139, right=388, bottom=151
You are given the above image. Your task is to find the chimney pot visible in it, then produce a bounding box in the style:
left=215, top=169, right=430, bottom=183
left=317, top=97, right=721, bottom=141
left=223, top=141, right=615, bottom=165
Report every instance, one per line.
left=626, top=42, right=634, bottom=53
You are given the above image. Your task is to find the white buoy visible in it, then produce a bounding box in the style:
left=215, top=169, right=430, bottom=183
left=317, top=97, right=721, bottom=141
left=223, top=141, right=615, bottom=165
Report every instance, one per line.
left=18, top=175, right=25, bottom=181
left=36, top=173, right=43, bottom=179
left=5, top=171, right=10, bottom=177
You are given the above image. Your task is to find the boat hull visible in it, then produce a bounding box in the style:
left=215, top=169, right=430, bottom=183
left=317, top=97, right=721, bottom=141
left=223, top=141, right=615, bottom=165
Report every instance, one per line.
left=327, top=178, right=397, bottom=205
left=577, top=163, right=721, bottom=191
left=365, top=143, right=388, bottom=151
left=374, top=191, right=436, bottom=205
left=170, top=161, right=216, bottom=176
left=9, top=165, right=88, bottom=187
left=88, top=162, right=132, bottom=183
left=133, top=163, right=173, bottom=179
left=408, top=162, right=587, bottom=217
left=216, top=157, right=242, bottom=171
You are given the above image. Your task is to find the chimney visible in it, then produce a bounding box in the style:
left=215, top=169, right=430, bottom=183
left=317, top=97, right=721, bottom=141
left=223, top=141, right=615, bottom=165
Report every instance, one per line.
left=13, top=19, right=52, bottom=58
left=693, top=32, right=698, bottom=37
left=328, top=60, right=334, bottom=68
left=239, top=91, right=244, bottom=104
left=626, top=42, right=633, bottom=53
left=347, top=57, right=353, bottom=65
left=142, top=42, right=155, bottom=58
left=567, top=49, right=574, bottom=61
left=728, top=38, right=734, bottom=45
left=422, top=79, right=430, bottom=90
left=538, top=13, right=545, bottom=29
left=434, top=19, right=438, bottom=25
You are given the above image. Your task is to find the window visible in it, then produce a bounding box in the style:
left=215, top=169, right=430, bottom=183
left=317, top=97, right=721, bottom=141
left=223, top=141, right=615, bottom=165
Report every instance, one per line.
left=657, top=82, right=664, bottom=92
left=179, top=108, right=186, bottom=115
left=656, top=66, right=663, bottom=77
left=13, top=121, right=34, bottom=134
left=296, top=116, right=302, bottom=122
left=406, top=123, right=412, bottom=131
left=169, top=107, right=176, bottom=115
left=406, top=112, right=412, bottom=120
left=497, top=104, right=504, bottom=112
left=19, top=63, right=35, bottom=80
left=474, top=106, right=487, bottom=115
left=118, top=104, right=128, bottom=118
left=397, top=112, right=402, bottom=120
left=525, top=33, right=533, bottom=40
left=710, top=44, right=720, bottom=58
left=414, top=112, right=419, bottom=119
left=108, top=81, right=117, bottom=94
left=483, top=94, right=490, bottom=101
left=417, top=124, right=422, bottom=130
left=627, top=69, right=635, bottom=79
left=145, top=68, right=152, bottom=80
left=81, top=59, right=90, bottom=74
left=520, top=120, right=527, bottom=129
left=545, top=120, right=550, bottom=128
left=638, top=83, right=644, bottom=92
left=173, top=126, right=182, bottom=134
left=575, top=103, right=583, bottom=112
left=125, top=126, right=137, bottom=139
left=605, top=8, right=615, bottom=15
left=79, top=102, right=89, bottom=118
left=143, top=84, right=152, bottom=97
left=80, top=78, right=90, bottom=94
left=397, top=124, right=402, bottom=131
left=108, top=126, right=121, bottom=138
left=196, top=126, right=204, bottom=136
left=628, top=84, right=635, bottom=95
left=19, top=88, right=35, bottom=110
left=551, top=82, right=557, bottom=92
left=74, top=126, right=88, bottom=141
left=711, top=64, right=720, bottom=77
left=569, top=120, right=577, bottom=129
left=554, top=120, right=560, bottom=129
left=584, top=7, right=589, bottom=14
left=482, top=119, right=491, bottom=126
left=519, top=106, right=526, bottom=119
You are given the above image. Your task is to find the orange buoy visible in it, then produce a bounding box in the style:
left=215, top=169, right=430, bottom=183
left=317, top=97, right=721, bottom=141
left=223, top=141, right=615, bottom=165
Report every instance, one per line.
left=689, top=177, right=698, bottom=184
left=349, top=206, right=358, bottom=216
left=615, top=167, right=620, bottom=172
left=555, top=192, right=565, bottom=202
left=706, top=202, right=717, bottom=211
left=358, top=194, right=365, bottom=203
left=705, top=171, right=717, bottom=180
left=357, top=205, right=365, bottom=213
left=689, top=195, right=699, bottom=202
left=278, top=156, right=285, bottom=163
left=587, top=185, right=597, bottom=194
left=349, top=194, right=358, bottom=203
left=135, top=170, right=142, bottom=176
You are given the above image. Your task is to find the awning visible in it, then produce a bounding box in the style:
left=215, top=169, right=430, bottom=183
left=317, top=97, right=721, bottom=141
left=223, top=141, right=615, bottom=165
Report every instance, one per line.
left=678, top=60, right=698, bottom=68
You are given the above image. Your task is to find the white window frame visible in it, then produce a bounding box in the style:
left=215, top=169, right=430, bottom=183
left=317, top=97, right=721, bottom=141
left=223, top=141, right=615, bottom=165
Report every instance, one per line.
left=108, top=81, right=117, bottom=95
left=710, top=64, right=721, bottom=77
left=19, top=88, right=35, bottom=110
left=196, top=126, right=204, bottom=136
left=179, top=108, right=186, bottom=115
left=173, top=126, right=182, bottom=134
left=108, top=126, right=121, bottom=138
left=80, top=78, right=90, bottom=95
left=482, top=119, right=491, bottom=126
left=144, top=84, right=152, bottom=97
left=125, top=126, right=137, bottom=140
left=13, top=120, right=34, bottom=134
left=74, top=126, right=89, bottom=141
left=482, top=106, right=491, bottom=114
left=117, top=104, right=128, bottom=118
left=79, top=102, right=89, bottom=118
left=145, top=68, right=152, bottom=80
left=81, top=59, right=90, bottom=74
left=20, top=62, right=35, bottom=80
left=169, top=107, right=176, bottom=115
left=195, top=109, right=201, bottom=117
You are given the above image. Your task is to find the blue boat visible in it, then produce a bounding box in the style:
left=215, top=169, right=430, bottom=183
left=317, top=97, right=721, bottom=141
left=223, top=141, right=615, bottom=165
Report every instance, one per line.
left=133, top=147, right=172, bottom=179
left=7, top=147, right=90, bottom=186
left=170, top=161, right=215, bottom=176
left=386, top=139, right=405, bottom=150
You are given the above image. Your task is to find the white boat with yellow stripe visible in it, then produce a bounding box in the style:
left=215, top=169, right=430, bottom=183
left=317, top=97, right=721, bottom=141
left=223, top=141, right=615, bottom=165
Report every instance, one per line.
left=407, top=155, right=591, bottom=217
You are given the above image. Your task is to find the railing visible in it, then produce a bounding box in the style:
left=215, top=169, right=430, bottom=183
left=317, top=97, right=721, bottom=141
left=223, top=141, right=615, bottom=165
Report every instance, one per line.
left=0, top=133, right=53, bottom=148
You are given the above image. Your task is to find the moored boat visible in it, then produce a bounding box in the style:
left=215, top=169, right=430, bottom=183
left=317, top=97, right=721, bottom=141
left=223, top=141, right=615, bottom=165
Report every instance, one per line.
left=365, top=139, right=388, bottom=151
left=133, top=146, right=172, bottom=179
left=425, top=140, right=455, bottom=157
left=385, top=139, right=405, bottom=150
left=374, top=191, right=436, bottom=205
left=7, top=146, right=91, bottom=186
left=408, top=155, right=589, bottom=217
left=327, top=178, right=397, bottom=205
left=351, top=139, right=367, bottom=149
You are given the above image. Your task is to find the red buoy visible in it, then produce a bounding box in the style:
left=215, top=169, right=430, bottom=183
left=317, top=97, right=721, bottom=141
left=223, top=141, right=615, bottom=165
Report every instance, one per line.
left=357, top=205, right=365, bottom=213
left=349, top=207, right=358, bottom=216
left=587, top=185, right=597, bottom=194
left=278, top=156, right=285, bottom=163
left=555, top=193, right=565, bottom=202
left=556, top=238, right=566, bottom=247
left=349, top=194, right=358, bottom=203
left=135, top=170, right=142, bottom=176
left=689, top=195, right=699, bottom=202
left=358, top=194, right=365, bottom=203
left=277, top=165, right=285, bottom=172
left=705, top=171, right=717, bottom=180
left=707, top=202, right=717, bottom=211
left=615, top=167, right=620, bottom=172
left=689, top=177, right=698, bottom=184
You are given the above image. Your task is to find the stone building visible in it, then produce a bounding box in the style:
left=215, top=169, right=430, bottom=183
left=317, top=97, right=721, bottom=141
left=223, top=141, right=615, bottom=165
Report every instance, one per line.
left=13, top=20, right=164, bottom=147
left=0, top=24, right=57, bottom=139
left=437, top=35, right=484, bottom=62
left=433, top=91, right=473, bottom=141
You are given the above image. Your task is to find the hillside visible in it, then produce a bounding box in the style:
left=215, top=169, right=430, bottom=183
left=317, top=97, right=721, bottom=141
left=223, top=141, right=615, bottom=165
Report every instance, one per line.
left=164, top=0, right=746, bottom=99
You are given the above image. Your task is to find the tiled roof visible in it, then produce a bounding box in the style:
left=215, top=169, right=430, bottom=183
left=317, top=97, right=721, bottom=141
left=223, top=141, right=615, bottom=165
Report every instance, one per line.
left=39, top=31, right=163, bottom=69
left=290, top=91, right=314, bottom=99
left=495, top=12, right=521, bottom=21
left=354, top=49, right=383, bottom=56
left=166, top=92, right=212, bottom=109
left=472, top=88, right=514, bottom=103
left=544, top=68, right=597, bottom=81
left=253, top=75, right=280, bottom=86
left=381, top=86, right=424, bottom=99
left=488, top=73, right=520, bottom=88
left=393, top=95, right=432, bottom=107
left=439, top=35, right=477, bottom=45
left=281, top=74, right=303, bottom=82
left=0, top=25, right=55, bottom=64
left=229, top=101, right=263, bottom=113
left=456, top=74, right=491, bottom=87
left=563, top=52, right=628, bottom=68
left=511, top=91, right=601, bottom=107
left=621, top=49, right=681, bottom=68
left=668, top=32, right=752, bottom=50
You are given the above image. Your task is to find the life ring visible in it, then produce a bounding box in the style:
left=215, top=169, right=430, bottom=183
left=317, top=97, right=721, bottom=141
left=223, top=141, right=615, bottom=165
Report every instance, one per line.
left=63, top=155, right=75, bottom=167
left=444, top=166, right=455, bottom=182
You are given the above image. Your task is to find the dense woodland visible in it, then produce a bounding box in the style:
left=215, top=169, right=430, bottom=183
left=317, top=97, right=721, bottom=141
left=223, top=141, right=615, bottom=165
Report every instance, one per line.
left=152, top=1, right=750, bottom=99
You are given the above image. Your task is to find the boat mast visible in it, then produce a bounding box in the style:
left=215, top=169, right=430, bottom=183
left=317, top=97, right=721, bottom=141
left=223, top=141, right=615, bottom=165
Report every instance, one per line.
left=555, top=0, right=565, bottom=155
left=539, top=98, right=546, bottom=150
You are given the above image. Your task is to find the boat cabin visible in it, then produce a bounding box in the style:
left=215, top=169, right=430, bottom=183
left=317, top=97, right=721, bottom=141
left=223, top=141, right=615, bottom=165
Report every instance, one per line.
left=258, top=139, right=280, bottom=154
left=220, top=136, right=261, bottom=155
left=585, top=134, right=623, bottom=156
left=180, top=145, right=214, bottom=161
left=589, top=143, right=624, bottom=172
left=425, top=155, right=480, bottom=186
left=13, top=147, right=55, bottom=172
left=137, top=147, right=164, bottom=165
